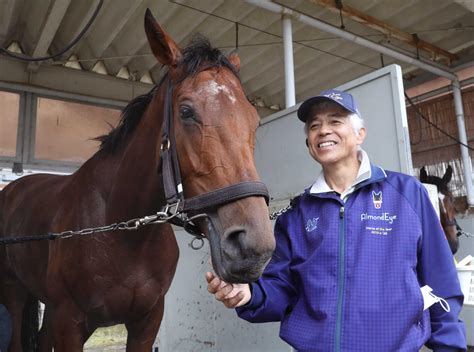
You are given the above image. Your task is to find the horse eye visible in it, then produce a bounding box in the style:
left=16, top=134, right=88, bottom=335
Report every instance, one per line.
left=179, top=106, right=196, bottom=121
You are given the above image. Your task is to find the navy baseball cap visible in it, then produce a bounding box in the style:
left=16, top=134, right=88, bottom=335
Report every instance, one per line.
left=297, top=89, right=361, bottom=122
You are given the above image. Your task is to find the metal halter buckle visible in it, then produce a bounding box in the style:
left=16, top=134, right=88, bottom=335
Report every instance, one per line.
left=163, top=201, right=180, bottom=216
left=160, top=138, right=170, bottom=151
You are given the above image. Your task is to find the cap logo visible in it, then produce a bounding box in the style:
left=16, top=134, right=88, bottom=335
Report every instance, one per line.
left=323, top=92, right=343, bottom=101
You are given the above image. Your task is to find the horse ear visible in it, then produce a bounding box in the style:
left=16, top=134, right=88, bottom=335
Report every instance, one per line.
left=144, top=9, right=182, bottom=67
left=227, top=51, right=241, bottom=72
left=420, top=167, right=427, bottom=182
left=443, top=165, right=453, bottom=184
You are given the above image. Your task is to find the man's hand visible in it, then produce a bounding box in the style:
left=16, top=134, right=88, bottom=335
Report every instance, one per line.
left=206, top=271, right=252, bottom=308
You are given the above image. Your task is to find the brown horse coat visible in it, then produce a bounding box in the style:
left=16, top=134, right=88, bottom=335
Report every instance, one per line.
left=0, top=10, right=274, bottom=352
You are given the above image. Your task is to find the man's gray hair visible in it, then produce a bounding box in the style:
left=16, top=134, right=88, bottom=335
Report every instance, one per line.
left=349, top=113, right=364, bottom=134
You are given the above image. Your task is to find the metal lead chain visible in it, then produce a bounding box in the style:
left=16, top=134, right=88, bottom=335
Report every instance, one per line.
left=0, top=203, right=183, bottom=245
left=459, top=230, right=474, bottom=238
left=269, top=204, right=293, bottom=220
left=1, top=199, right=296, bottom=246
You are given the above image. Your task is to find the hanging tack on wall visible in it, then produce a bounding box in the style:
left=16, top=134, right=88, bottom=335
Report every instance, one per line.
left=12, top=162, right=23, bottom=175
left=412, top=33, right=420, bottom=59
left=335, top=0, right=345, bottom=29
left=235, top=22, right=239, bottom=50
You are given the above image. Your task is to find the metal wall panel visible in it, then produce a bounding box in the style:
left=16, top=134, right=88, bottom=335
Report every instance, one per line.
left=255, top=64, right=412, bottom=204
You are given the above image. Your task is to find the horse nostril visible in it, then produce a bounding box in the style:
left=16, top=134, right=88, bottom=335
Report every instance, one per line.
left=224, top=226, right=246, bottom=242
left=222, top=226, right=248, bottom=256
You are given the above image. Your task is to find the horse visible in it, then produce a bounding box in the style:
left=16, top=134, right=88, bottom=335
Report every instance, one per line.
left=419, top=165, right=460, bottom=254
left=0, top=9, right=275, bottom=352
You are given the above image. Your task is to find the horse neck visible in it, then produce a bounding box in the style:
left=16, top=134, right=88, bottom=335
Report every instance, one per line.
left=97, top=91, right=167, bottom=218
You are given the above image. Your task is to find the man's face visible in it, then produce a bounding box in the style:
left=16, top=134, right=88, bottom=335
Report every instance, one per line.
left=306, top=104, right=366, bottom=168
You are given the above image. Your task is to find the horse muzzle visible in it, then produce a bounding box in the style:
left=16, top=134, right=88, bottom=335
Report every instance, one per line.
left=204, top=206, right=275, bottom=283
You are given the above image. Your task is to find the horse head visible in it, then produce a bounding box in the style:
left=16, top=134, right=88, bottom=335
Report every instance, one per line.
left=144, top=10, right=275, bottom=283
left=420, top=165, right=459, bottom=254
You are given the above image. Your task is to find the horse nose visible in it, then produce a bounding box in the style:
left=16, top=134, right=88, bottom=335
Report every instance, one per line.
left=217, top=223, right=275, bottom=282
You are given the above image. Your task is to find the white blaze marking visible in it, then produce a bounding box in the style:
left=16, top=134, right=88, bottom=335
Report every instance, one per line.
left=438, top=192, right=447, bottom=214
left=200, top=81, right=237, bottom=104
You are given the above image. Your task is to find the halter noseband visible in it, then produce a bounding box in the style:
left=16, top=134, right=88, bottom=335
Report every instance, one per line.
left=159, top=78, right=269, bottom=237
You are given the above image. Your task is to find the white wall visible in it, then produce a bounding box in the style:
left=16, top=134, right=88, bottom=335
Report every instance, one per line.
left=455, top=216, right=474, bottom=346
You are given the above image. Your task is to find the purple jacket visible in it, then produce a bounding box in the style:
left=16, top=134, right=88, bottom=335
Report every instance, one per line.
left=237, top=165, right=466, bottom=352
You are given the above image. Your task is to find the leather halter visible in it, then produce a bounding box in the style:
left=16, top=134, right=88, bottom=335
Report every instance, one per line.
left=443, top=217, right=463, bottom=238
left=159, top=78, right=269, bottom=236
left=438, top=190, right=463, bottom=237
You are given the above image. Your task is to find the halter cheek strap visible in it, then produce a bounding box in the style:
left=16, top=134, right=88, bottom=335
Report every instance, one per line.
left=160, top=79, right=183, bottom=205
left=438, top=194, right=463, bottom=237
left=159, top=78, right=270, bottom=237
left=443, top=218, right=458, bottom=227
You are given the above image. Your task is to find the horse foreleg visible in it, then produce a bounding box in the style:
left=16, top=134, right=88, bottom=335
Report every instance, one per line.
left=51, top=302, right=89, bottom=352
left=38, top=305, right=53, bottom=352
left=125, top=296, right=164, bottom=352
left=2, top=279, right=28, bottom=352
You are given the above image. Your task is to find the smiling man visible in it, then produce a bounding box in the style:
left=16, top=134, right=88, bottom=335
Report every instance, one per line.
left=206, top=89, right=466, bottom=351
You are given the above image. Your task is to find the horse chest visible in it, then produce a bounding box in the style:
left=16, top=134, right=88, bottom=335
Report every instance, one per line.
left=85, top=276, right=164, bottom=321
left=58, top=258, right=175, bottom=323
left=48, top=230, right=179, bottom=317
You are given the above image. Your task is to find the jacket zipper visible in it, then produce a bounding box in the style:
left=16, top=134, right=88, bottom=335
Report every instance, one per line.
left=335, top=205, right=345, bottom=352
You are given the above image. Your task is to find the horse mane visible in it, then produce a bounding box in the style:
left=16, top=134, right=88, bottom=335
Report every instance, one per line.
left=96, top=35, right=238, bottom=154
left=175, top=34, right=238, bottom=83
left=95, top=87, right=157, bottom=153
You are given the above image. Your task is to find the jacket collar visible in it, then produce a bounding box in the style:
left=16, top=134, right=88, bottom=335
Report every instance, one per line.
left=307, top=149, right=386, bottom=198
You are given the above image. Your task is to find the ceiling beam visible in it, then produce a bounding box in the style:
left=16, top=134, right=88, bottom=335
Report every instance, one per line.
left=310, top=0, right=458, bottom=64
left=27, top=0, right=72, bottom=71
left=102, top=1, right=181, bottom=76
left=454, top=0, right=474, bottom=12
left=89, top=0, right=144, bottom=59
left=0, top=0, right=17, bottom=46
left=0, top=55, right=150, bottom=102
left=66, top=0, right=102, bottom=56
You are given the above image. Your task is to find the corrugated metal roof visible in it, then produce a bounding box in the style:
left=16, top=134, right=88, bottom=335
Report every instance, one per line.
left=1, top=0, right=473, bottom=115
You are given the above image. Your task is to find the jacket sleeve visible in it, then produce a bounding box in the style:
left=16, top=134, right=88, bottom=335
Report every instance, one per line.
left=236, top=215, right=297, bottom=323
left=416, top=186, right=466, bottom=351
